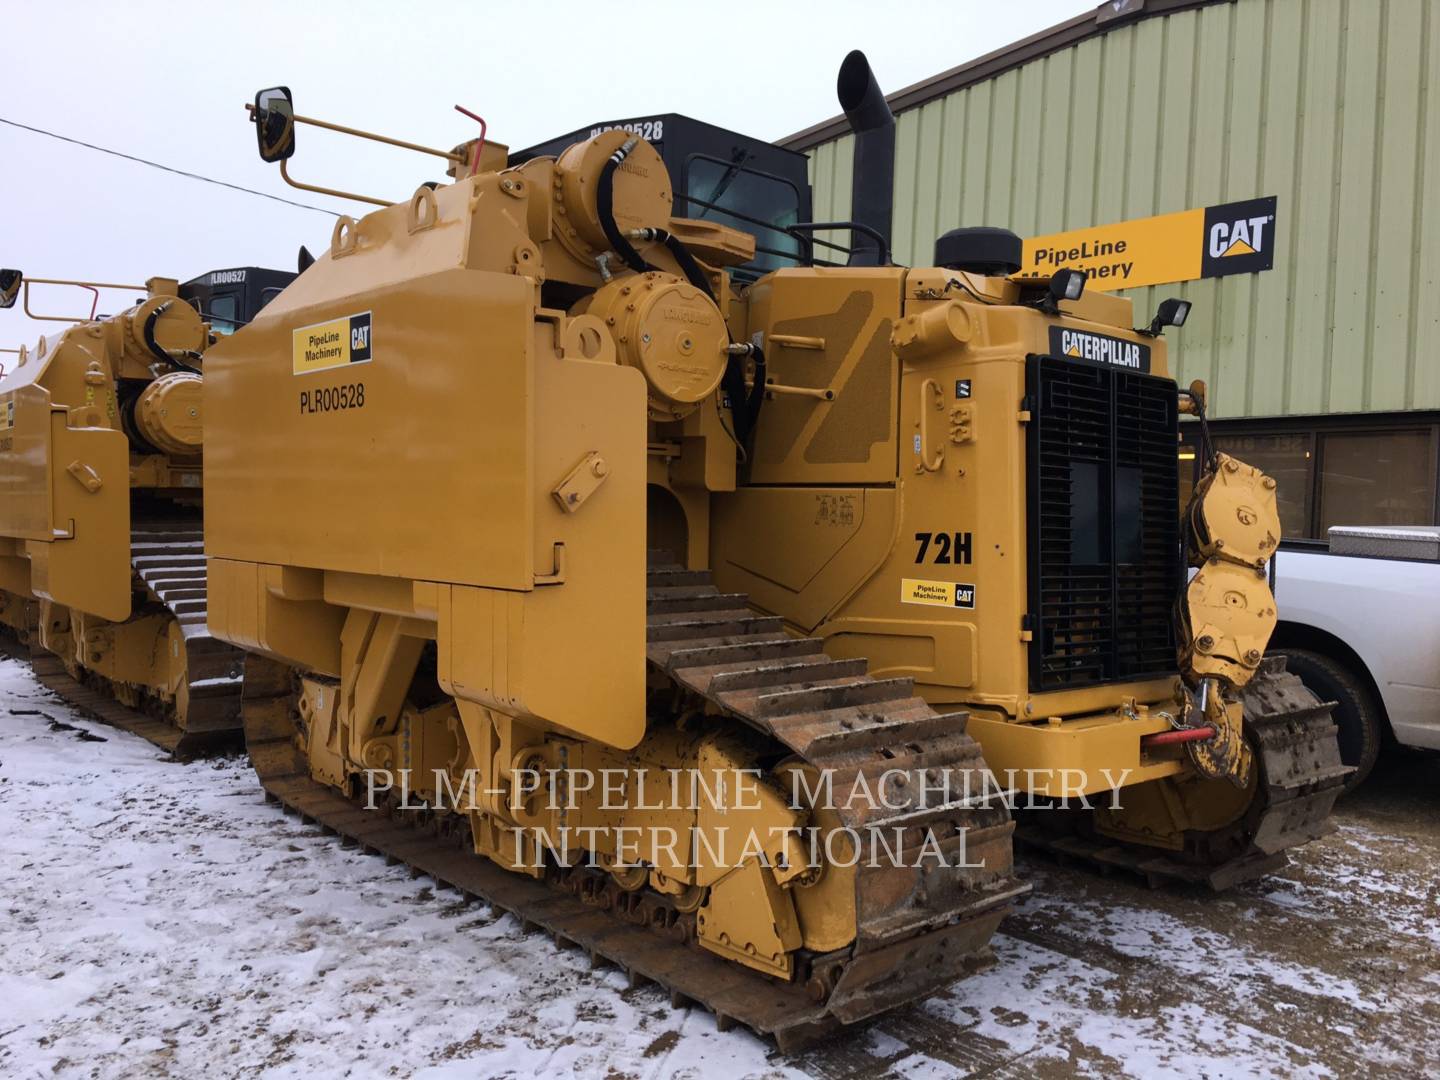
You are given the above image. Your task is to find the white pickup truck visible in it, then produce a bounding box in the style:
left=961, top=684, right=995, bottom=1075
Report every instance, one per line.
left=1270, top=526, right=1440, bottom=787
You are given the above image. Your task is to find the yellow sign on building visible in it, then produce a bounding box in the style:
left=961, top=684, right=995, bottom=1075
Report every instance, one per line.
left=1023, top=197, right=1277, bottom=292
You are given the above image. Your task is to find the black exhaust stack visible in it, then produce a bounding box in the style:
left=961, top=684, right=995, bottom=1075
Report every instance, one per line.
left=837, top=50, right=895, bottom=267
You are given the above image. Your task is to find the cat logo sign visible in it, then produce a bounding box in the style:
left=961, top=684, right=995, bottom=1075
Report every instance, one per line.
left=1200, top=197, right=1276, bottom=278
left=1048, top=327, right=1151, bottom=371
left=1023, top=196, right=1277, bottom=291
left=1212, top=223, right=1261, bottom=256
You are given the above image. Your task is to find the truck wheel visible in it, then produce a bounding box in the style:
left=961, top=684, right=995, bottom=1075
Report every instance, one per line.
left=1268, top=648, right=1383, bottom=791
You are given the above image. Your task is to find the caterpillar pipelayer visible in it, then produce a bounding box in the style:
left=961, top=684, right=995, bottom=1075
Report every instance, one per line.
left=0, top=267, right=290, bottom=751
left=203, top=55, right=1346, bottom=1047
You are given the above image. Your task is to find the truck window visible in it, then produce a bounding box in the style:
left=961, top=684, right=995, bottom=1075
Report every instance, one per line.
left=1318, top=430, right=1435, bottom=533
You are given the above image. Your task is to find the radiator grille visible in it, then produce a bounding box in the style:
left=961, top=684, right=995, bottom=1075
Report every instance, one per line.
left=1026, top=354, right=1180, bottom=693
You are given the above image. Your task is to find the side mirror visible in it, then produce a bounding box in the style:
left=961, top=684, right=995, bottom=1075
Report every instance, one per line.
left=0, top=269, right=21, bottom=309
left=252, top=87, right=296, bottom=163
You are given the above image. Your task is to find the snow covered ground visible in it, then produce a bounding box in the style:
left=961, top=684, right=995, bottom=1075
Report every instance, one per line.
left=2, top=654, right=1437, bottom=1079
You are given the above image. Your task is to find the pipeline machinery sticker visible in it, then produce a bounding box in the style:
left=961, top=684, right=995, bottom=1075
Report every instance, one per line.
left=1022, top=196, right=1277, bottom=292
left=901, top=579, right=976, bottom=610
left=293, top=312, right=373, bottom=376
left=1049, top=327, right=1151, bottom=372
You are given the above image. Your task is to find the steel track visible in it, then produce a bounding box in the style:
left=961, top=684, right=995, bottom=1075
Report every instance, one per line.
left=242, top=557, right=1030, bottom=1050
left=1014, top=658, right=1350, bottom=889
left=0, top=522, right=245, bottom=757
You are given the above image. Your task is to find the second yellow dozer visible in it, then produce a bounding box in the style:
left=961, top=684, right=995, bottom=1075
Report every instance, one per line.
left=0, top=267, right=290, bottom=751
left=208, top=59, right=1346, bottom=1046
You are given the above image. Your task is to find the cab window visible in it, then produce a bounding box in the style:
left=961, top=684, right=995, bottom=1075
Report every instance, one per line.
left=208, top=292, right=239, bottom=335
left=682, top=155, right=802, bottom=273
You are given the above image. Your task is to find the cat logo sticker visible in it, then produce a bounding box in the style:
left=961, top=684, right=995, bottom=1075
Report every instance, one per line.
left=293, top=311, right=373, bottom=375
left=902, top=579, right=976, bottom=610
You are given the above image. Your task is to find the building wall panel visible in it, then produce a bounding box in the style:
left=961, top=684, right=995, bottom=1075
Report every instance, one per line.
left=802, top=0, right=1438, bottom=419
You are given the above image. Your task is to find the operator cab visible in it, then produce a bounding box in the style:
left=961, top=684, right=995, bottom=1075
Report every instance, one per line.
left=514, top=115, right=812, bottom=281
left=180, top=267, right=296, bottom=335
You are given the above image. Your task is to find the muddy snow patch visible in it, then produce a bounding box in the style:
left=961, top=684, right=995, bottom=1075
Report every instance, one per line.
left=2, top=655, right=1437, bottom=1078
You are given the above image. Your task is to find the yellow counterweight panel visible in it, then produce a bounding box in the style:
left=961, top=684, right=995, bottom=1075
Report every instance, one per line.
left=0, top=545, right=30, bottom=595
left=205, top=266, right=648, bottom=749
left=0, top=384, right=57, bottom=543
left=206, top=270, right=540, bottom=589
left=25, top=410, right=130, bottom=623
left=434, top=321, right=648, bottom=750
left=208, top=560, right=346, bottom=678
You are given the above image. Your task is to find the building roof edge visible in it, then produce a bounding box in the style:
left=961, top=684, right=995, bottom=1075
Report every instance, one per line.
left=779, top=0, right=1232, bottom=151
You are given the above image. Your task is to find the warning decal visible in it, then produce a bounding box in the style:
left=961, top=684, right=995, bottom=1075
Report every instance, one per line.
left=901, top=579, right=976, bottom=610
left=293, top=311, right=373, bottom=376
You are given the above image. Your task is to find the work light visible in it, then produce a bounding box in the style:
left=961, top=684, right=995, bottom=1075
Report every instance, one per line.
left=1049, top=268, right=1087, bottom=304
left=1145, top=297, right=1191, bottom=335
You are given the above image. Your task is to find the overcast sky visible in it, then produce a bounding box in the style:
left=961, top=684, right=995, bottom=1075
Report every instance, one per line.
left=2, top=0, right=1092, bottom=345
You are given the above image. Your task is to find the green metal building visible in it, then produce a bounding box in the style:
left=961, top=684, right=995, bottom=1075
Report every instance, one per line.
left=784, top=0, right=1440, bottom=537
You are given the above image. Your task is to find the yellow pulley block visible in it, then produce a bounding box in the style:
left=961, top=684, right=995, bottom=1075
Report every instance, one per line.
left=1189, top=452, right=1281, bottom=568
left=1180, top=559, right=1277, bottom=685
left=1180, top=451, right=1282, bottom=688
left=134, top=372, right=203, bottom=456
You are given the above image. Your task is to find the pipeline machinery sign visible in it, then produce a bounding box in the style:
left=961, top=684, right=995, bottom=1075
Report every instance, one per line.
left=1023, top=196, right=1277, bottom=291
left=293, top=312, right=373, bottom=375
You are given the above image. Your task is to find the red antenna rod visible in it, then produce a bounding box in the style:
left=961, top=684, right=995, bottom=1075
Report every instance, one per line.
left=454, top=105, right=488, bottom=178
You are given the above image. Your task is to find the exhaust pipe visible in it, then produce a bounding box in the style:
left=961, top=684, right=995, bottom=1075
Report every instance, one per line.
left=837, top=50, right=895, bottom=267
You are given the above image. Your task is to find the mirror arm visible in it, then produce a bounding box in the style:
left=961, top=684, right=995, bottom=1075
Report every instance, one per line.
left=278, top=158, right=391, bottom=208
left=245, top=101, right=470, bottom=209
left=20, top=278, right=146, bottom=324
left=290, top=111, right=463, bottom=164
left=245, top=105, right=467, bottom=208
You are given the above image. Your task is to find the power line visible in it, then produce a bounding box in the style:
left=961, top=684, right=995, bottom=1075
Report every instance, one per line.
left=0, top=116, right=341, bottom=217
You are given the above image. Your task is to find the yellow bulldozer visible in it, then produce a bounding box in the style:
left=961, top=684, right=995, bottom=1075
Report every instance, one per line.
left=199, top=54, right=1346, bottom=1046
left=0, top=265, right=291, bottom=751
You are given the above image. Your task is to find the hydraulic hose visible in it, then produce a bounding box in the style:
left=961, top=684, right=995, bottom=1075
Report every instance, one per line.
left=597, top=148, right=766, bottom=451
left=142, top=301, right=202, bottom=375
left=596, top=139, right=653, bottom=274
left=744, top=341, right=766, bottom=435
left=720, top=341, right=767, bottom=450
left=627, top=227, right=715, bottom=302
